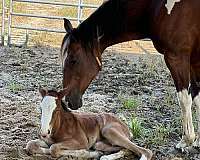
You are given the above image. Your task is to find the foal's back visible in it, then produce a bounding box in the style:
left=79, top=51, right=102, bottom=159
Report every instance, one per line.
left=74, top=112, right=131, bottom=138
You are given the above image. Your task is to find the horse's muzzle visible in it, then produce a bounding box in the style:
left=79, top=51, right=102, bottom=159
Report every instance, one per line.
left=65, top=93, right=82, bottom=110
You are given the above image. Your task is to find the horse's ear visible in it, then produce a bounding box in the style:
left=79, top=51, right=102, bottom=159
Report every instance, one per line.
left=57, top=88, right=69, bottom=100
left=64, top=18, right=73, bottom=33
left=39, top=87, right=47, bottom=98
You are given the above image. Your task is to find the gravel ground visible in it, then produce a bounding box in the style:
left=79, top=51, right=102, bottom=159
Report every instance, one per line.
left=0, top=46, right=200, bottom=160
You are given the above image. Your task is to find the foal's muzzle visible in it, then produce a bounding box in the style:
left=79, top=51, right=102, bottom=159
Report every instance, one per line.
left=39, top=129, right=50, bottom=139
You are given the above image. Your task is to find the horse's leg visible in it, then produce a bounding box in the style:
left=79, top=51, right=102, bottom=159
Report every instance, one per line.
left=94, top=141, right=135, bottom=160
left=94, top=141, right=122, bottom=153
left=190, top=66, right=200, bottom=147
left=49, top=140, right=101, bottom=158
left=26, top=139, right=50, bottom=155
left=101, top=123, right=153, bottom=160
left=164, top=54, right=195, bottom=148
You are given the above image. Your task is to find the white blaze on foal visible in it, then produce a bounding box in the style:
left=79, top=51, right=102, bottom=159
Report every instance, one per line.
left=40, top=96, right=57, bottom=136
left=165, top=0, right=181, bottom=14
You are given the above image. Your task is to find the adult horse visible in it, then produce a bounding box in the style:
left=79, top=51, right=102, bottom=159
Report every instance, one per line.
left=61, top=0, right=200, bottom=149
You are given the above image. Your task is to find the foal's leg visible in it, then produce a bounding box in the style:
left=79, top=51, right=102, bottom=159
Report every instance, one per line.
left=94, top=141, right=122, bottom=153
left=49, top=140, right=101, bottom=158
left=190, top=67, right=200, bottom=147
left=26, top=139, right=50, bottom=155
left=101, top=123, right=153, bottom=160
left=164, top=55, right=195, bottom=148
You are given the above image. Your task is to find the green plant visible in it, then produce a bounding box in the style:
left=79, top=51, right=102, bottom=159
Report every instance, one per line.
left=146, top=124, right=171, bottom=145
left=7, top=81, right=23, bottom=93
left=130, top=117, right=143, bottom=138
left=124, top=99, right=138, bottom=109
left=119, top=96, right=139, bottom=109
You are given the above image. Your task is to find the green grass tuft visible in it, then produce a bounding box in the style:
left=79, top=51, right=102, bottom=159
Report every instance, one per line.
left=119, top=96, right=139, bottom=109
left=7, top=81, right=24, bottom=93
left=130, top=116, right=144, bottom=138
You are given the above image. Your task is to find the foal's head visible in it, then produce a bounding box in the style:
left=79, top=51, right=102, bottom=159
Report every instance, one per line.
left=38, top=88, right=69, bottom=139
left=61, top=19, right=102, bottom=110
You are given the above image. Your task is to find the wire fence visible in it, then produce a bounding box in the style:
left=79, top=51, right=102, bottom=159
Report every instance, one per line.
left=1, top=0, right=158, bottom=54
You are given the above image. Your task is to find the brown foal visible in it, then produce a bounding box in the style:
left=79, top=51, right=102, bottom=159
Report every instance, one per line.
left=26, top=88, right=152, bottom=160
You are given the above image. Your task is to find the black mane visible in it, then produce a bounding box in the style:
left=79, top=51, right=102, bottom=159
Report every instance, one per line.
left=61, top=100, right=71, bottom=112
left=72, top=0, right=127, bottom=52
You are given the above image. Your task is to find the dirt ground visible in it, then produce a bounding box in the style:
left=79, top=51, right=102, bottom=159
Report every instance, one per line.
left=0, top=46, right=200, bottom=160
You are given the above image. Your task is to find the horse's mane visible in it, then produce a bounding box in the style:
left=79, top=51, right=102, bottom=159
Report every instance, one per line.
left=61, top=100, right=71, bottom=112
left=73, top=0, right=127, bottom=53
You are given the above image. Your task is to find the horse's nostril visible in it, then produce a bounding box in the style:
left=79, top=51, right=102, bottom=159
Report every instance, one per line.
left=48, top=130, right=50, bottom=134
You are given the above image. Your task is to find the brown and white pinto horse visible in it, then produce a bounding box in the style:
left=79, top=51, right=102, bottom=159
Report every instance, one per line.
left=61, top=0, right=200, bottom=149
left=26, top=88, right=153, bottom=160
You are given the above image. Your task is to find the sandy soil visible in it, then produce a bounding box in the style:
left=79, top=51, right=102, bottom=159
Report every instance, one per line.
left=0, top=46, right=200, bottom=160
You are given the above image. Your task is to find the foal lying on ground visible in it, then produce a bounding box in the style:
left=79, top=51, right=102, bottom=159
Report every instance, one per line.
left=26, top=88, right=153, bottom=160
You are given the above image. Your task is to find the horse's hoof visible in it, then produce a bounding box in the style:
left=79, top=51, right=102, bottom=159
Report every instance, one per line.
left=192, top=139, right=200, bottom=148
left=176, top=139, right=188, bottom=149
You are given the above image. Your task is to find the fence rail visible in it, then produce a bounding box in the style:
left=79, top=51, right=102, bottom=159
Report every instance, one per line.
left=7, top=0, right=101, bottom=46
left=1, top=0, right=5, bottom=46
left=13, top=0, right=99, bottom=8
left=0, top=0, right=157, bottom=54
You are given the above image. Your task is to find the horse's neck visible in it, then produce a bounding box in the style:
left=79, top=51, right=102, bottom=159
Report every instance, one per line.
left=81, top=0, right=152, bottom=52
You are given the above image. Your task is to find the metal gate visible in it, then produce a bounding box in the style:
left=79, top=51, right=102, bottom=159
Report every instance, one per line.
left=0, top=0, right=157, bottom=54
left=1, top=0, right=5, bottom=46
left=7, top=0, right=100, bottom=46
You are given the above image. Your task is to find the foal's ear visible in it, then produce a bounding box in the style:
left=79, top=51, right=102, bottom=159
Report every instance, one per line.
left=57, top=88, right=69, bottom=100
left=64, top=18, right=73, bottom=33
left=39, top=87, right=47, bottom=98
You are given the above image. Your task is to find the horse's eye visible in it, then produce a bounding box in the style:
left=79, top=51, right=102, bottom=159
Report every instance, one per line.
left=70, top=59, right=77, bottom=65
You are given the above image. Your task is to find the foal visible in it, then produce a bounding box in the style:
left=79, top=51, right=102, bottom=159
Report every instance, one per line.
left=26, top=88, right=153, bottom=160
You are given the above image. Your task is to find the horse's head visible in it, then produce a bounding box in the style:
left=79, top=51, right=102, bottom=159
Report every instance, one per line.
left=38, top=87, right=69, bottom=140
left=61, top=19, right=102, bottom=110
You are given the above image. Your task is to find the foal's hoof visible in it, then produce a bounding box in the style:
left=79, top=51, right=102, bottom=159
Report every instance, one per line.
left=25, top=141, right=39, bottom=155
left=142, top=149, right=153, bottom=160
left=140, top=154, right=148, bottom=160
left=50, top=145, right=61, bottom=158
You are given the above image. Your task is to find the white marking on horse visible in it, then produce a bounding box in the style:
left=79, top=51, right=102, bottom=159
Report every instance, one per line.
left=61, top=37, right=70, bottom=68
left=194, top=92, right=200, bottom=130
left=193, top=92, right=200, bottom=147
left=165, top=0, right=181, bottom=15
left=140, top=154, right=147, bottom=160
left=176, top=89, right=195, bottom=148
left=40, top=96, right=57, bottom=135
left=194, top=92, right=200, bottom=109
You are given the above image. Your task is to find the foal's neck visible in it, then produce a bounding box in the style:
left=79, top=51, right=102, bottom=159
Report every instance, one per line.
left=50, top=110, right=76, bottom=142
left=54, top=107, right=75, bottom=129
left=77, top=0, right=151, bottom=52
